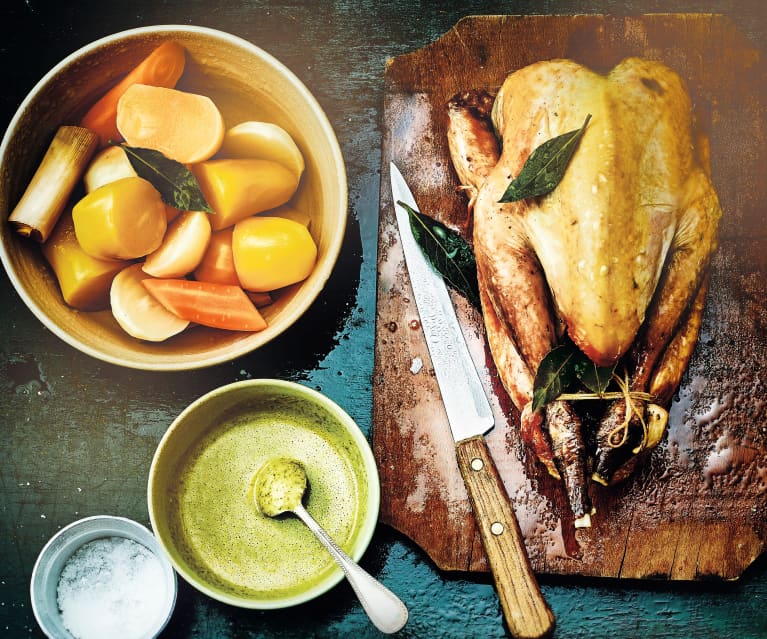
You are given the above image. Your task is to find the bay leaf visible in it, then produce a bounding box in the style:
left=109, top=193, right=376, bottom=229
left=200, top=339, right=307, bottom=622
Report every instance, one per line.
left=398, top=201, right=481, bottom=310
left=499, top=114, right=592, bottom=203
left=121, top=144, right=214, bottom=213
left=576, top=358, right=616, bottom=395
left=532, top=344, right=579, bottom=413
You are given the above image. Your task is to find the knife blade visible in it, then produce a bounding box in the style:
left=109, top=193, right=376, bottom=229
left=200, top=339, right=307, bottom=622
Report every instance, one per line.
left=390, top=162, right=554, bottom=639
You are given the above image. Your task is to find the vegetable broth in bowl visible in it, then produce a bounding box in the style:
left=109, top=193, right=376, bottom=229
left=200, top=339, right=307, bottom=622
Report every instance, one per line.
left=0, top=25, right=347, bottom=370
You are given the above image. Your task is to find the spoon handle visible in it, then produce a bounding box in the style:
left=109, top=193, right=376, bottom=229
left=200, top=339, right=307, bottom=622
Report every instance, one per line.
left=293, top=503, right=408, bottom=634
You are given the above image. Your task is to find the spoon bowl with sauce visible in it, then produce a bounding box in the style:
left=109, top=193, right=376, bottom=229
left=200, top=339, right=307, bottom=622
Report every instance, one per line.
left=254, top=458, right=408, bottom=634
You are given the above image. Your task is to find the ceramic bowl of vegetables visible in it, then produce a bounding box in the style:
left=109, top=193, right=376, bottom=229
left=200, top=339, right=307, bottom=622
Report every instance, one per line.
left=0, top=25, right=347, bottom=370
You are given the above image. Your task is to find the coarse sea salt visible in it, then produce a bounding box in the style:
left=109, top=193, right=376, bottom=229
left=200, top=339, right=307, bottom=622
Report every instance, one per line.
left=56, top=536, right=167, bottom=639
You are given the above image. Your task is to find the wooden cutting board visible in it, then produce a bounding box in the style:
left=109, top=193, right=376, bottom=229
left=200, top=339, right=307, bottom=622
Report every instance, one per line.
left=372, top=14, right=767, bottom=580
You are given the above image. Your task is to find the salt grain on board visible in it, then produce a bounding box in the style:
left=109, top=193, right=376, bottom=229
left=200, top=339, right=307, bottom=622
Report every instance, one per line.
left=56, top=536, right=167, bottom=639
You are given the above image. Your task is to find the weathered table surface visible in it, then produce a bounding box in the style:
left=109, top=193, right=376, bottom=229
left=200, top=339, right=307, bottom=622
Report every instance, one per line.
left=1, top=2, right=766, bottom=638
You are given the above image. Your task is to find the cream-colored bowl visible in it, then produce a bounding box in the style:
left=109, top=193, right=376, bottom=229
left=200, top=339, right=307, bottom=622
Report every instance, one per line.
left=0, top=25, right=347, bottom=370
left=147, top=379, right=380, bottom=608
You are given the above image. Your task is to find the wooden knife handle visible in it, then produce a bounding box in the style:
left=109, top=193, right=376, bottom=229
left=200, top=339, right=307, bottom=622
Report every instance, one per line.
left=455, top=435, right=554, bottom=639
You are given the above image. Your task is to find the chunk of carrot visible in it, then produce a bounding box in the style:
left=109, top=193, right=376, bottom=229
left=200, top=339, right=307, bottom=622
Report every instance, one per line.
left=141, top=278, right=267, bottom=332
left=116, top=84, right=225, bottom=164
left=80, top=41, right=186, bottom=147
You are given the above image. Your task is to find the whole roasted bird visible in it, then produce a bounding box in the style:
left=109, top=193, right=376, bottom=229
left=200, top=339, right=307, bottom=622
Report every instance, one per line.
left=446, top=58, right=722, bottom=527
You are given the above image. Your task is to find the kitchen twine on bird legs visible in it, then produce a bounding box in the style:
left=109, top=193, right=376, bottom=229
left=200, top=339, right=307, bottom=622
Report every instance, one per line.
left=556, top=369, right=654, bottom=449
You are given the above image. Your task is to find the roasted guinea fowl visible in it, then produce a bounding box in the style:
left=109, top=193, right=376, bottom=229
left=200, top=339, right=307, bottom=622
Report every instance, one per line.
left=447, top=58, right=722, bottom=527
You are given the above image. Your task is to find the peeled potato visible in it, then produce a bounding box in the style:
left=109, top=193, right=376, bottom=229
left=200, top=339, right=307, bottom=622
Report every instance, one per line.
left=143, top=210, right=212, bottom=278
left=192, top=159, right=299, bottom=231
left=110, top=264, right=189, bottom=341
left=42, top=210, right=128, bottom=310
left=73, top=176, right=167, bottom=261
left=220, top=121, right=305, bottom=178
left=233, top=216, right=317, bottom=292
left=83, top=146, right=137, bottom=193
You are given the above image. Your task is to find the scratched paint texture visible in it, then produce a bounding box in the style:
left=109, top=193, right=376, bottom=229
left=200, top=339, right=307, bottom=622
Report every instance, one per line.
left=1, top=1, right=766, bottom=638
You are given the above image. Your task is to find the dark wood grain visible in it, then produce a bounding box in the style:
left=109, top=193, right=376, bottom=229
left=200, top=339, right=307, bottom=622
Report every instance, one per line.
left=373, top=14, right=767, bottom=579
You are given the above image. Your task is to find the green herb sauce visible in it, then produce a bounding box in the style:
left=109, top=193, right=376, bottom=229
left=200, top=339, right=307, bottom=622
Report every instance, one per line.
left=167, top=397, right=369, bottom=599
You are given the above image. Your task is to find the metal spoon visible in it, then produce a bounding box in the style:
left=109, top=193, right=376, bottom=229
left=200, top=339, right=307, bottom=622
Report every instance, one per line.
left=254, top=458, right=408, bottom=634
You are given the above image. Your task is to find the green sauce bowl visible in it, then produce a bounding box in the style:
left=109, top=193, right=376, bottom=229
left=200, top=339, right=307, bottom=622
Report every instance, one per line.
left=148, top=379, right=380, bottom=608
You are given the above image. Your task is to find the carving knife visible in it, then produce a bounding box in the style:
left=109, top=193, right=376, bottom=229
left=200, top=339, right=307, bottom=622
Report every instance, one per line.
left=390, top=162, right=554, bottom=639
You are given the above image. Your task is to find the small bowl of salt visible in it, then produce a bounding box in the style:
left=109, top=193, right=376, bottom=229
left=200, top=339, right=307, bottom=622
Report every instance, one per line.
left=30, top=515, right=177, bottom=639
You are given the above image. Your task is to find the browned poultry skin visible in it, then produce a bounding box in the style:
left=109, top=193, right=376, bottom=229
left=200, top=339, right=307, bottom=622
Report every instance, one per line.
left=446, top=90, right=499, bottom=203
left=447, top=58, right=722, bottom=525
left=650, top=272, right=710, bottom=406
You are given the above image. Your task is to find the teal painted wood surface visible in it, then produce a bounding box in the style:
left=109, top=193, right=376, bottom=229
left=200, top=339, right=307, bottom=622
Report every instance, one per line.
left=1, top=1, right=765, bottom=638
